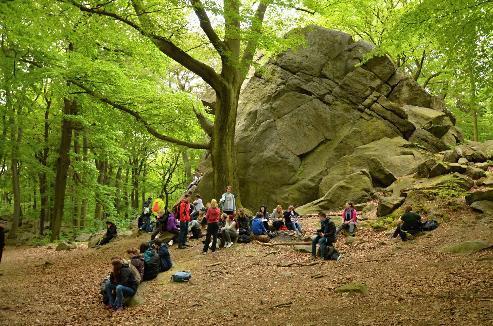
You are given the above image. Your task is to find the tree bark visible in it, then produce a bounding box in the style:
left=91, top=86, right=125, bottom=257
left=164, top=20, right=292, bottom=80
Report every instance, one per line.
left=123, top=165, right=130, bottom=218
left=72, top=130, right=80, bottom=228
left=181, top=149, right=192, bottom=181
left=472, top=109, right=479, bottom=141
left=114, top=165, right=123, bottom=211
left=8, top=121, right=22, bottom=239
left=79, top=133, right=89, bottom=228
left=94, top=159, right=107, bottom=220
left=51, top=98, right=77, bottom=241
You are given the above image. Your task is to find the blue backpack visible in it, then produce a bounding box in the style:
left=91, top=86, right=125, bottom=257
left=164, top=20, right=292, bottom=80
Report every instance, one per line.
left=171, top=271, right=192, bottom=282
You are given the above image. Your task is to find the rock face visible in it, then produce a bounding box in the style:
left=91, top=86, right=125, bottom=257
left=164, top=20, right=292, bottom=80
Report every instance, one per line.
left=198, top=26, right=462, bottom=211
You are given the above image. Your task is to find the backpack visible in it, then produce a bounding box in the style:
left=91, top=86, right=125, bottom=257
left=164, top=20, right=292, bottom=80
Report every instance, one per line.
left=422, top=220, right=439, bottom=231
left=237, top=234, right=252, bottom=243
left=143, top=248, right=160, bottom=281
left=171, top=271, right=192, bottom=282
left=124, top=260, right=142, bottom=284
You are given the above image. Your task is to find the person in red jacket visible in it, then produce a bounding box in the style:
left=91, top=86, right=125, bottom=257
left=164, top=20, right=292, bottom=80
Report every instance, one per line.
left=337, top=202, right=357, bottom=236
left=203, top=199, right=221, bottom=254
left=177, top=194, right=191, bottom=249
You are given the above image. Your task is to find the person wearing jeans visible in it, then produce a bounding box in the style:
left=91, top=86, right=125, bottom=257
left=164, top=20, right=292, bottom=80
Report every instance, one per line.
left=104, top=257, right=138, bottom=310
left=177, top=195, right=191, bottom=249
left=203, top=199, right=221, bottom=253
left=336, top=202, right=357, bottom=236
left=312, top=212, right=337, bottom=258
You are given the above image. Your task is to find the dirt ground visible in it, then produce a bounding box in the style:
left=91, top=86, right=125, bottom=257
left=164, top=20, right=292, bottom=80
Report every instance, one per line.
left=0, top=213, right=492, bottom=326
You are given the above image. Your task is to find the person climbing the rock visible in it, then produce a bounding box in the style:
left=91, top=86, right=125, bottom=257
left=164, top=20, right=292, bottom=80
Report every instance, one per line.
left=98, top=221, right=117, bottom=246
left=0, top=219, right=6, bottom=264
left=312, top=212, right=339, bottom=260
left=337, top=202, right=357, bottom=236
left=191, top=194, right=204, bottom=220
left=103, top=257, right=138, bottom=311
left=153, top=239, right=173, bottom=272
left=221, top=213, right=238, bottom=248
left=270, top=205, right=285, bottom=231
left=177, top=194, right=191, bottom=249
left=203, top=199, right=221, bottom=254
left=219, top=185, right=236, bottom=216
left=392, top=206, right=424, bottom=241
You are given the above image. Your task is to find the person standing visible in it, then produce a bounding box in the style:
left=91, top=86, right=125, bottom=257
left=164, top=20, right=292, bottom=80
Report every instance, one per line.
left=219, top=185, right=236, bottom=216
left=203, top=199, right=221, bottom=254
left=177, top=194, right=191, bottom=249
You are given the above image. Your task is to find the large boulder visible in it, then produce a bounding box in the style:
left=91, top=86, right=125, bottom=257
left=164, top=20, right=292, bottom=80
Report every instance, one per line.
left=198, top=26, right=462, bottom=210
left=465, top=189, right=493, bottom=205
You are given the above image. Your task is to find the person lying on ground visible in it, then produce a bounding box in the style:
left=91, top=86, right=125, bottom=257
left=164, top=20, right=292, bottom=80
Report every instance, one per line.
left=188, top=219, right=202, bottom=239
left=336, top=202, right=357, bottom=236
left=98, top=221, right=117, bottom=246
left=203, top=199, right=221, bottom=254
left=126, top=248, right=144, bottom=280
left=392, top=206, right=424, bottom=241
left=221, top=214, right=238, bottom=248
left=219, top=185, right=236, bottom=216
left=153, top=239, right=172, bottom=272
left=191, top=195, right=204, bottom=220
left=177, top=194, right=191, bottom=249
left=141, top=242, right=160, bottom=281
left=312, top=212, right=337, bottom=259
left=271, top=205, right=285, bottom=231
left=104, top=257, right=138, bottom=311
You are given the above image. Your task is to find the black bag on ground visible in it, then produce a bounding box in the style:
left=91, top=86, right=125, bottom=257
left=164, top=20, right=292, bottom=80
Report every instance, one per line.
left=422, top=220, right=439, bottom=231
left=237, top=234, right=252, bottom=243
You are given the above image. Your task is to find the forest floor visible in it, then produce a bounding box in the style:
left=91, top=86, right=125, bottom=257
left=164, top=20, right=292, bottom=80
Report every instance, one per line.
left=0, top=212, right=492, bottom=326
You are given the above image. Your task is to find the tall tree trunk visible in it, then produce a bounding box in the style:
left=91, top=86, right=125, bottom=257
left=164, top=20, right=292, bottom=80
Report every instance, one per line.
left=94, top=159, right=107, bottom=220
left=72, top=130, right=80, bottom=228
left=123, top=165, right=130, bottom=218
left=79, top=134, right=89, bottom=228
left=114, top=165, right=122, bottom=211
left=181, top=149, right=192, bottom=181
left=131, top=160, right=139, bottom=209
left=211, top=85, right=242, bottom=205
left=39, top=172, right=48, bottom=235
left=8, top=121, right=22, bottom=239
left=472, top=109, right=479, bottom=142
left=51, top=98, right=77, bottom=241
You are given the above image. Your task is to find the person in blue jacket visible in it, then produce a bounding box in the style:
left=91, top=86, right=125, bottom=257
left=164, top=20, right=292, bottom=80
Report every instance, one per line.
left=153, top=239, right=172, bottom=272
left=251, top=212, right=268, bottom=235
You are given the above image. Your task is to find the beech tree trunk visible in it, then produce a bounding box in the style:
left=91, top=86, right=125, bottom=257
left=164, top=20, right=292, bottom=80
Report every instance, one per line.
left=181, top=149, right=192, bottom=181
left=79, top=134, right=89, bottom=228
left=51, top=98, right=77, bottom=241
left=9, top=122, right=22, bottom=239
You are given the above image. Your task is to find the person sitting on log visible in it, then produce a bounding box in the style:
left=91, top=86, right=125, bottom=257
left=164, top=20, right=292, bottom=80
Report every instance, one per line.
left=392, top=206, right=424, bottom=241
left=312, top=212, right=339, bottom=260
left=270, top=205, right=285, bottom=231
left=98, top=221, right=117, bottom=246
left=336, top=202, right=357, bottom=236
left=103, top=257, right=138, bottom=311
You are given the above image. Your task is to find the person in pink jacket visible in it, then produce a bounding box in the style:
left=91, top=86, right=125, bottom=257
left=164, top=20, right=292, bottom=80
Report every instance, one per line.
left=337, top=202, right=357, bottom=236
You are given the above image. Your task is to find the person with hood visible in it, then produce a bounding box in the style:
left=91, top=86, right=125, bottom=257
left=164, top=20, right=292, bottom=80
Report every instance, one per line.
left=104, top=257, right=138, bottom=310
left=219, top=185, right=236, bottom=216
left=164, top=212, right=180, bottom=245
left=140, top=242, right=160, bottom=281
left=98, top=221, right=117, bottom=246
left=203, top=199, right=221, bottom=254
left=153, top=239, right=173, bottom=272
left=337, top=202, right=357, bottom=236
left=177, top=194, right=191, bottom=249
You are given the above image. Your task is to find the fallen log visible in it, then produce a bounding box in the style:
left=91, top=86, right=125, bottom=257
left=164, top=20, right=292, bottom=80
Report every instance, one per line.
left=257, top=241, right=311, bottom=247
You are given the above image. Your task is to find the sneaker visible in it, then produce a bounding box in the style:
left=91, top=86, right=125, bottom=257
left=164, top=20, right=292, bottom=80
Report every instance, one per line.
left=225, top=242, right=232, bottom=248
left=202, top=251, right=207, bottom=255
left=168, top=240, right=174, bottom=246
left=336, top=254, right=343, bottom=262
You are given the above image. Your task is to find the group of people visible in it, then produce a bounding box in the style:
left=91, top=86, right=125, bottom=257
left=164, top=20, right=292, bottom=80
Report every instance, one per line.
left=102, top=238, right=173, bottom=311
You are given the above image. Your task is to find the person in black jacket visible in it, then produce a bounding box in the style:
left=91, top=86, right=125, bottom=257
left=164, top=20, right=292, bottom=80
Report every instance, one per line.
left=104, top=257, right=138, bottom=310
left=140, top=242, right=160, bottom=281
left=0, top=219, right=6, bottom=263
left=311, top=212, right=337, bottom=259
left=153, top=239, right=172, bottom=272
left=98, top=221, right=117, bottom=246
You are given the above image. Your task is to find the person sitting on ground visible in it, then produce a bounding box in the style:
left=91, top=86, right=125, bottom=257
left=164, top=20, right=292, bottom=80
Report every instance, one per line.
left=191, top=195, right=204, bottom=220
left=236, top=208, right=251, bottom=235
left=140, top=242, right=160, bottom=281
left=283, top=205, right=301, bottom=233
left=270, top=205, right=285, bottom=231
left=312, top=212, right=338, bottom=260
left=164, top=211, right=179, bottom=245
left=203, top=199, right=221, bottom=254
left=104, top=257, right=138, bottom=310
left=258, top=205, right=269, bottom=230
left=151, top=210, right=168, bottom=241
left=98, top=221, right=117, bottom=246
left=219, top=185, right=236, bottom=216
left=337, top=202, right=357, bottom=236
left=188, top=218, right=202, bottom=239
left=251, top=212, right=269, bottom=236
left=201, top=202, right=211, bottom=227
left=177, top=194, right=191, bottom=249
left=153, top=239, right=172, bottom=272
left=221, top=214, right=238, bottom=248
left=126, top=248, right=144, bottom=280
left=392, top=206, right=424, bottom=241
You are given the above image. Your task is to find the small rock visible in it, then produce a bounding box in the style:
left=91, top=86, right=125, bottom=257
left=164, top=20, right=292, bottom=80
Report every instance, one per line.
left=447, top=163, right=467, bottom=174
left=458, top=157, right=469, bottom=165
left=55, top=241, right=75, bottom=251
left=75, top=233, right=92, bottom=242
left=470, top=201, right=493, bottom=215
left=293, top=245, right=312, bottom=253
left=441, top=240, right=491, bottom=254
left=465, top=189, right=493, bottom=205
left=442, top=149, right=459, bottom=163
left=465, top=167, right=486, bottom=180
left=335, top=282, right=368, bottom=295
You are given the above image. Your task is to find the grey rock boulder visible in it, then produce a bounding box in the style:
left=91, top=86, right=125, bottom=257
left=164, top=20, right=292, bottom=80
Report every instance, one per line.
left=377, top=196, right=405, bottom=217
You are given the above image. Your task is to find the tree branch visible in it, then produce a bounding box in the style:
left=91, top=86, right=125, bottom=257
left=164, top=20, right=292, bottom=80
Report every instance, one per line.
left=193, top=106, right=214, bottom=137
left=66, top=0, right=225, bottom=92
left=190, top=0, right=226, bottom=56
left=240, top=1, right=268, bottom=80
left=201, top=100, right=216, bottom=115
left=70, top=80, right=210, bottom=150
left=423, top=71, right=443, bottom=89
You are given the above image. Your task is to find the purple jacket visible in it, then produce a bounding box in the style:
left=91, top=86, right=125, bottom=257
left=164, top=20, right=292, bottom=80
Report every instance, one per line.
left=166, top=213, right=179, bottom=232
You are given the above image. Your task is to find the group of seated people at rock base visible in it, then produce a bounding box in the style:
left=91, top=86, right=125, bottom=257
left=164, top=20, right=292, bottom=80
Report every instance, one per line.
left=101, top=238, right=173, bottom=311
